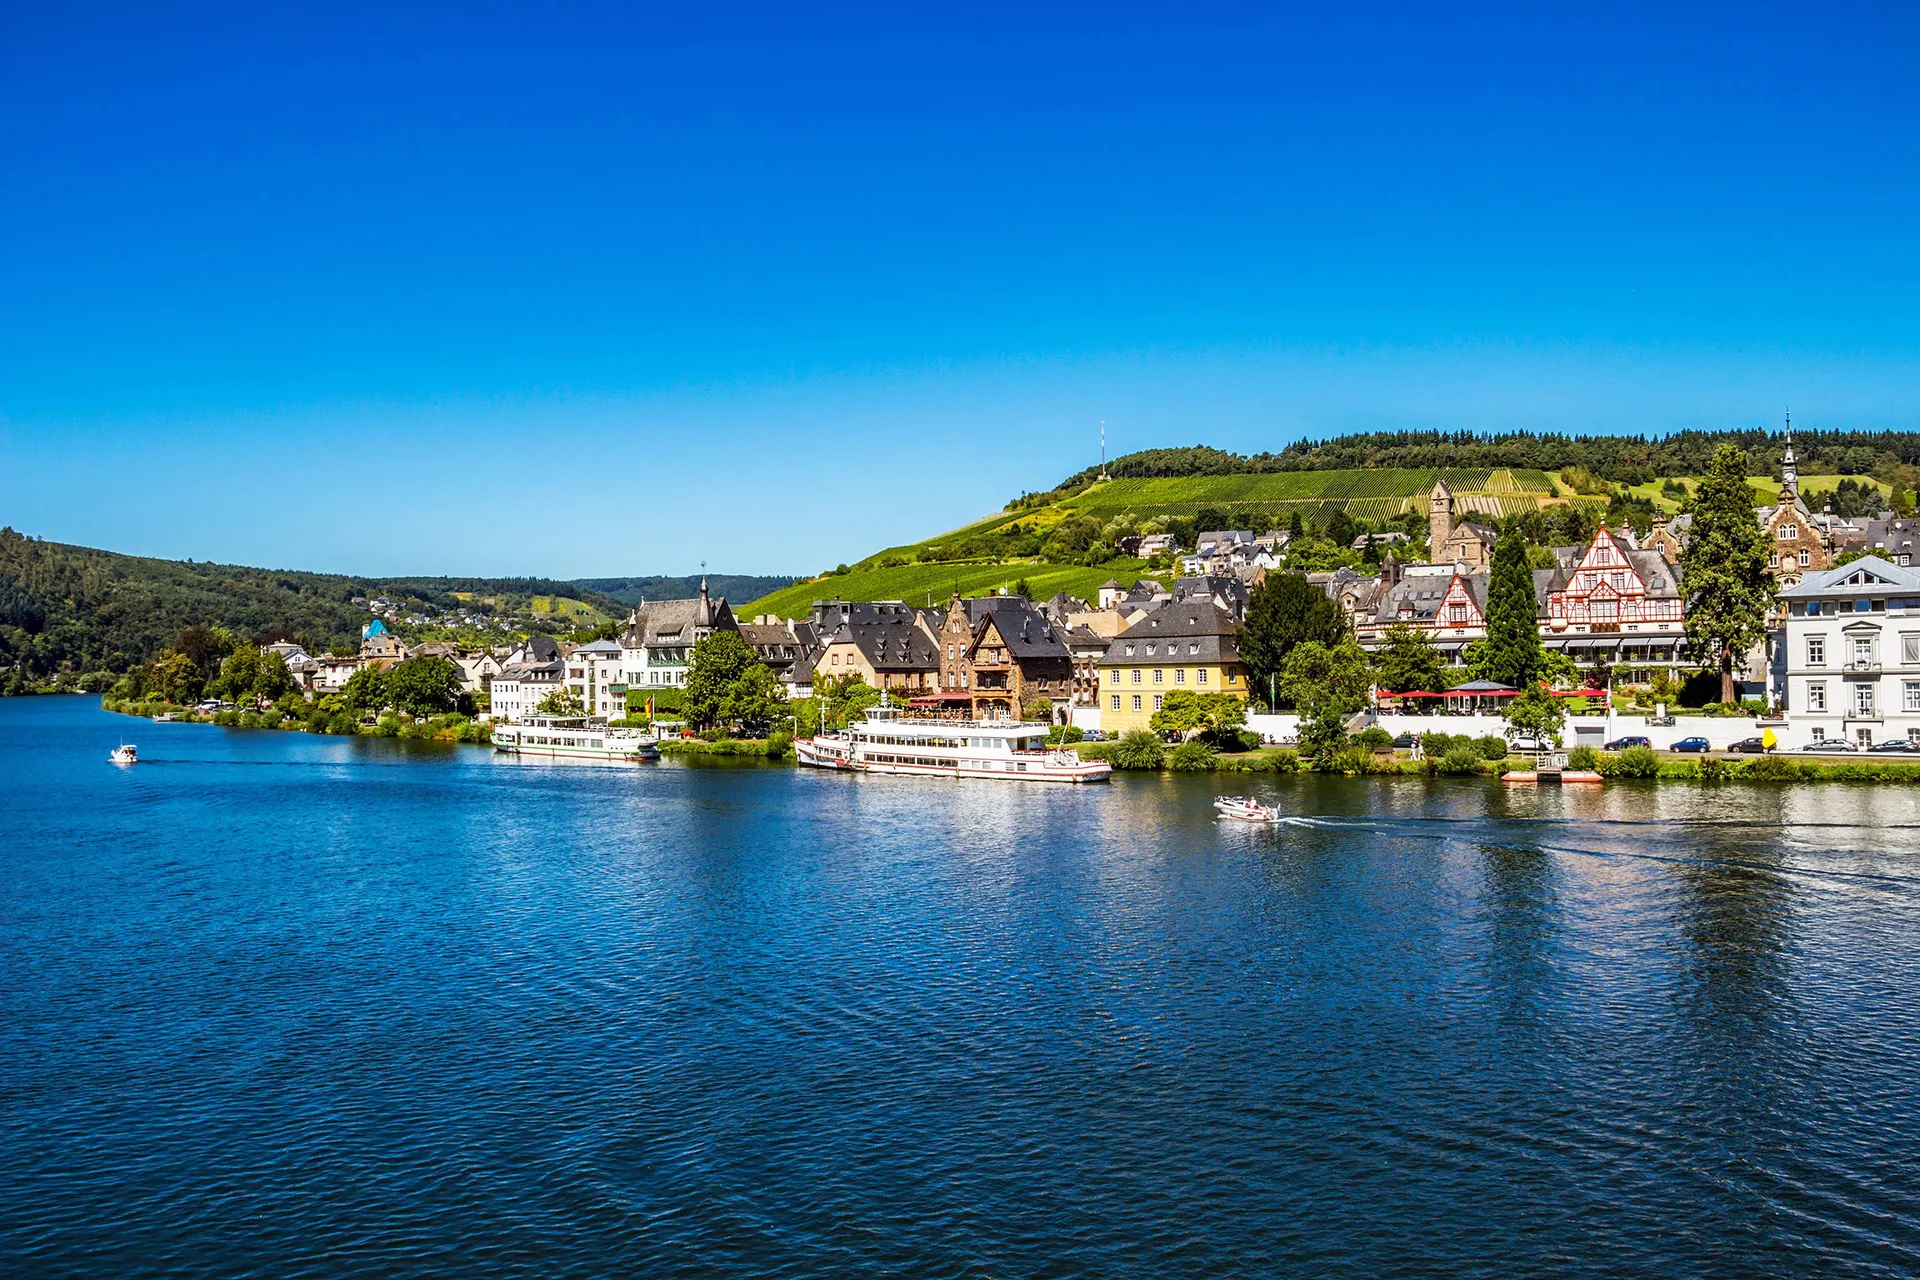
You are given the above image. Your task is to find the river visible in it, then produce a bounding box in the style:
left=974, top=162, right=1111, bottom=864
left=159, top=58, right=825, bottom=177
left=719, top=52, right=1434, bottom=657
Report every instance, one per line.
left=4, top=695, right=1919, bottom=1277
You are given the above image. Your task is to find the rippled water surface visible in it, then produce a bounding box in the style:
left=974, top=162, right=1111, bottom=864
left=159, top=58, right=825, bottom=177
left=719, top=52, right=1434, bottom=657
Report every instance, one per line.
left=5, top=697, right=1920, bottom=1277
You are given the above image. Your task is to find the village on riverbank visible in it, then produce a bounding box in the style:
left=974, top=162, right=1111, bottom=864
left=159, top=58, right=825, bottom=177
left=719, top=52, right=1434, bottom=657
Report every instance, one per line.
left=94, top=434, right=1920, bottom=783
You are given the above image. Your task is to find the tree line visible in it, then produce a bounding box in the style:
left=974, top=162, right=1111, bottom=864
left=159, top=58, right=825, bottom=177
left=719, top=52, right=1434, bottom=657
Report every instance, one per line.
left=1045, top=427, right=1920, bottom=496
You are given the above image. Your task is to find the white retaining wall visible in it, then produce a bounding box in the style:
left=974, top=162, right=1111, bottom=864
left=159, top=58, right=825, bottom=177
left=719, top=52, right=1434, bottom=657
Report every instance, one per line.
left=1089, top=707, right=1779, bottom=751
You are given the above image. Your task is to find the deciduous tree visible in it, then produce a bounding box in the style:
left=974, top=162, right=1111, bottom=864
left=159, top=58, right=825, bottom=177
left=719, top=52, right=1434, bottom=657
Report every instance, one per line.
left=389, top=656, right=463, bottom=716
left=1148, top=690, right=1248, bottom=741
left=1278, top=638, right=1373, bottom=757
left=1373, top=622, right=1446, bottom=694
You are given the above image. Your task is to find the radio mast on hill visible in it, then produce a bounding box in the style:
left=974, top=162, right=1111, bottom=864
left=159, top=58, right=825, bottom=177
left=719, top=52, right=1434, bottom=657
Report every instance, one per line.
left=1099, top=421, right=1109, bottom=481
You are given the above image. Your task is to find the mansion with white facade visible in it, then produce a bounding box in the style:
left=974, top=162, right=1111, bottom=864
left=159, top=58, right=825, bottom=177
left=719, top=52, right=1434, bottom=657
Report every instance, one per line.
left=1780, top=557, right=1920, bottom=747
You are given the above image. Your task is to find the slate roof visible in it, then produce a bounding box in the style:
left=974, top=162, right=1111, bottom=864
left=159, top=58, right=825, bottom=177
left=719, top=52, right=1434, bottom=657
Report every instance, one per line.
left=1098, top=599, right=1243, bottom=666
left=964, top=597, right=1069, bottom=661
left=1367, top=569, right=1486, bottom=625
left=620, top=591, right=737, bottom=648
left=819, top=602, right=940, bottom=672
left=1779, top=555, right=1920, bottom=599
left=1864, top=517, right=1920, bottom=562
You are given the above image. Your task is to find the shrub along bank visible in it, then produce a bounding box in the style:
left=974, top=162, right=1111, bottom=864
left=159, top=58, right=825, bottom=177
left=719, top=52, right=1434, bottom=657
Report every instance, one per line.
left=104, top=696, right=490, bottom=742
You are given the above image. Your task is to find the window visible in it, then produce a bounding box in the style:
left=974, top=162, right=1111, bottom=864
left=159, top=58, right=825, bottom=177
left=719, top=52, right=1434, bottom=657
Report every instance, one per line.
left=1228, top=669, right=1238, bottom=684
left=1131, top=695, right=1141, bottom=711
left=1111, top=694, right=1120, bottom=711
left=1807, top=637, right=1825, bottom=666
left=1906, top=635, right=1920, bottom=664
left=1153, top=694, right=1164, bottom=711
left=1799, top=549, right=1811, bottom=567
left=1769, top=552, right=1780, bottom=568
left=1856, top=683, right=1876, bottom=717
left=1852, top=638, right=1875, bottom=668
left=1153, top=669, right=1163, bottom=684
left=1808, top=682, right=1826, bottom=711
left=1109, top=669, right=1119, bottom=685
left=1189, top=643, right=1199, bottom=655
left=1175, top=668, right=1185, bottom=684
left=1132, top=669, right=1141, bottom=684
left=1197, top=668, right=1208, bottom=685
left=1781, top=523, right=1799, bottom=540
left=1906, top=683, right=1920, bottom=713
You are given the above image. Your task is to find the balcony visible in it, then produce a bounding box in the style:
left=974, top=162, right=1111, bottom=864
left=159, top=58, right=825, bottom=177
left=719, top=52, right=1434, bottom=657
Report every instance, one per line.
left=1844, top=660, right=1882, bottom=674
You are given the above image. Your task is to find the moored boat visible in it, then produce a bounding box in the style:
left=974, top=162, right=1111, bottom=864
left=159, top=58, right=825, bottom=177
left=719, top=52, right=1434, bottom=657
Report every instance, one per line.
left=794, top=697, right=1110, bottom=783
left=1214, top=795, right=1280, bottom=822
left=490, top=715, right=660, bottom=761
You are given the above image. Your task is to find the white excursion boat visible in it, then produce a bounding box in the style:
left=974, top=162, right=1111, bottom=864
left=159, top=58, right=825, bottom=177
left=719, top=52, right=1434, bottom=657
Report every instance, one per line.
left=795, top=698, right=1110, bottom=783
left=109, top=744, right=138, bottom=765
left=1214, top=795, right=1281, bottom=822
left=491, top=715, right=661, bottom=762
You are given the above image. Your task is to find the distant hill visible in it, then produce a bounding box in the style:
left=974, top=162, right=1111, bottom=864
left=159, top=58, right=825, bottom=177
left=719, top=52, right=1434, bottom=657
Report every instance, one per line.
left=572, top=575, right=798, bottom=610
left=0, top=527, right=628, bottom=690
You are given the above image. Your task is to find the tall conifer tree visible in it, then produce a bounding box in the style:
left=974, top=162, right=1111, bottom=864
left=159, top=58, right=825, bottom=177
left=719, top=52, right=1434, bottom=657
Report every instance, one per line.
left=1682, top=443, right=1774, bottom=703
left=1239, top=573, right=1346, bottom=705
left=1471, top=530, right=1544, bottom=687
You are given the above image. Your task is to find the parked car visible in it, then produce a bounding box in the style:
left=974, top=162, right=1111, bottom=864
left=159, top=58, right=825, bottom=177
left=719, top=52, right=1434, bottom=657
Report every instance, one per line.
left=1668, top=737, right=1711, bottom=753
left=1867, top=739, right=1920, bottom=753
left=1507, top=735, right=1553, bottom=752
left=1727, top=736, right=1770, bottom=754
left=1391, top=732, right=1420, bottom=750
left=1603, top=735, right=1651, bottom=750
left=1080, top=730, right=1106, bottom=742
left=1802, top=739, right=1856, bottom=753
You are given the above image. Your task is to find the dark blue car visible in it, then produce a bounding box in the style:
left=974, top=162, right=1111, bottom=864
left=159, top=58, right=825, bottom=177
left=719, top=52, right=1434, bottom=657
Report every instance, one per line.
left=1668, top=736, right=1710, bottom=753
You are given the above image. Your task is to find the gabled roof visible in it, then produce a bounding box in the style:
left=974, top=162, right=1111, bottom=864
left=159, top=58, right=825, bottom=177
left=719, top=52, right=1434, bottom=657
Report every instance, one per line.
left=1780, top=555, right=1920, bottom=598
left=1098, top=598, right=1242, bottom=666
left=820, top=603, right=939, bottom=671
left=967, top=597, right=1069, bottom=661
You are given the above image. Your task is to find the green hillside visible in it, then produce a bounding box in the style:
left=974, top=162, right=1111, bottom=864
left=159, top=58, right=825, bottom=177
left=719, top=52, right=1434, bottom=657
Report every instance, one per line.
left=742, top=466, right=1564, bottom=618
left=0, top=527, right=623, bottom=691
left=744, top=561, right=1155, bottom=622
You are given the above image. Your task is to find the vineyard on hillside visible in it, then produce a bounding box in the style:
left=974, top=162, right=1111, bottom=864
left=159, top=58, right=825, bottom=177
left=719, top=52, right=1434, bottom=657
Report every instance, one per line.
left=1060, top=467, right=1560, bottom=524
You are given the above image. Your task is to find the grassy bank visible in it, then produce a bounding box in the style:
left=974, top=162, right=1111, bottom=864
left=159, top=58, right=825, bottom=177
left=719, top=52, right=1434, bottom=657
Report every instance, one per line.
left=105, top=697, right=490, bottom=744
left=656, top=733, right=793, bottom=759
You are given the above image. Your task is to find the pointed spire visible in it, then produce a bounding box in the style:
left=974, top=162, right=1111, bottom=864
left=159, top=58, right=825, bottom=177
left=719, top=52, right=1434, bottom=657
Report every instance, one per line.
left=1781, top=408, right=1800, bottom=502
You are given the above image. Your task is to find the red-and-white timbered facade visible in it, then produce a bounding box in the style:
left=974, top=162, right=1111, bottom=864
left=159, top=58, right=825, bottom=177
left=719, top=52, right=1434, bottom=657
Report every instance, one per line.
left=1543, top=528, right=1682, bottom=629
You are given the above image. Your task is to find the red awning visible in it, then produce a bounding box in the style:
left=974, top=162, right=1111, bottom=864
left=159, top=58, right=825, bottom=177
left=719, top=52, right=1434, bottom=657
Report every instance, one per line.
left=1387, top=690, right=1447, bottom=698
left=1550, top=688, right=1609, bottom=698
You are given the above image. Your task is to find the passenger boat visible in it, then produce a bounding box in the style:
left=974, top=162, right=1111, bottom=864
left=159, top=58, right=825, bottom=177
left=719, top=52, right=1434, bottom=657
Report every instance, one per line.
left=794, top=698, right=1110, bottom=783
left=490, top=715, right=660, bottom=761
left=1214, top=795, right=1280, bottom=822
left=109, top=744, right=138, bottom=765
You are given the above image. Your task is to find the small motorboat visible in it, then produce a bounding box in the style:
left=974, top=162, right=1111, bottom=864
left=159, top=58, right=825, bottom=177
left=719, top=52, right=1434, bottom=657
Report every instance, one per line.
left=109, top=744, right=138, bottom=765
left=1214, top=795, right=1280, bottom=822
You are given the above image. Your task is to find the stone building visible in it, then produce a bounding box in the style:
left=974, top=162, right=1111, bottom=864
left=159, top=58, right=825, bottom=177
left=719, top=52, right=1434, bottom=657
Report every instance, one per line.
left=1095, top=598, right=1249, bottom=736
left=1427, top=479, right=1499, bottom=566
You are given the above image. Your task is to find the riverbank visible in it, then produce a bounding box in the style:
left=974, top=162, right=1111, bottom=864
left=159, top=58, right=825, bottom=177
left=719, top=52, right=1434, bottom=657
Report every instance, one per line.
left=103, top=697, right=490, bottom=744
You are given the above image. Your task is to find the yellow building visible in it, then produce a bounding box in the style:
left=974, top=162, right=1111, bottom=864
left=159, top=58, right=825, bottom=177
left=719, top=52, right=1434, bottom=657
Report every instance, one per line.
left=1095, top=598, right=1250, bottom=735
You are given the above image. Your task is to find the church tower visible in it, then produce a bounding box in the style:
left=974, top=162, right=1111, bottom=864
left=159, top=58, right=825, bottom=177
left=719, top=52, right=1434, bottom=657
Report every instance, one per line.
left=1780, top=410, right=1799, bottom=501
left=1428, top=479, right=1455, bottom=561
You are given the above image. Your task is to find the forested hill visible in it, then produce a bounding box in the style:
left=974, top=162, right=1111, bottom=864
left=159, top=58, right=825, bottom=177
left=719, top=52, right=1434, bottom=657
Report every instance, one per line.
left=0, top=527, right=615, bottom=691
left=572, top=575, right=797, bottom=609
left=1046, top=428, right=1920, bottom=496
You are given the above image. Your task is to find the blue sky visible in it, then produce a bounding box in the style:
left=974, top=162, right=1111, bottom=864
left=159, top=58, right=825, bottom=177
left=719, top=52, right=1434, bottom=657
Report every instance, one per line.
left=3, top=2, right=1916, bottom=578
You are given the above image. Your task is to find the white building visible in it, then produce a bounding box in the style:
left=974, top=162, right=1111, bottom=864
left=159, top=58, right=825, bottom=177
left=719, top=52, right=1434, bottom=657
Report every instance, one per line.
left=566, top=638, right=627, bottom=720
left=1779, top=556, right=1920, bottom=748
left=614, top=581, right=738, bottom=690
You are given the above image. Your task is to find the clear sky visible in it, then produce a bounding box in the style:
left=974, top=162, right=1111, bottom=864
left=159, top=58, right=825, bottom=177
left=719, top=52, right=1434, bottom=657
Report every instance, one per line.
left=3, top=2, right=1916, bottom=578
